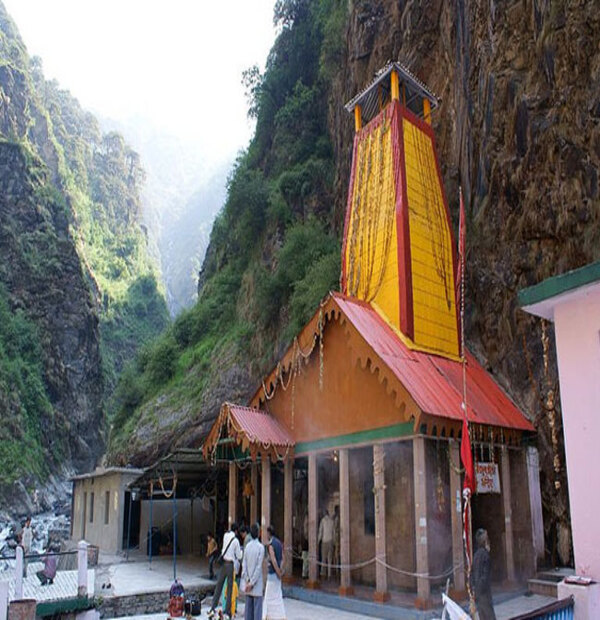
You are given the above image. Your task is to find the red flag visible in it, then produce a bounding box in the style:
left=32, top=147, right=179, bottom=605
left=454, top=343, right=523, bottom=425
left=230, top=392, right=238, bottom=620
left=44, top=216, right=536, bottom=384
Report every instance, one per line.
left=460, top=417, right=475, bottom=494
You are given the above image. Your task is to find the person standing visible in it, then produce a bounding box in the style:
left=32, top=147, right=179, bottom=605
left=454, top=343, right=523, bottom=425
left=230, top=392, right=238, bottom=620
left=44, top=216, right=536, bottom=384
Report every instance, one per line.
left=207, top=523, right=242, bottom=620
left=241, top=523, right=264, bottom=620
left=21, top=517, right=32, bottom=578
left=263, top=525, right=286, bottom=620
left=206, top=533, right=219, bottom=580
left=318, top=510, right=334, bottom=578
left=471, top=528, right=497, bottom=620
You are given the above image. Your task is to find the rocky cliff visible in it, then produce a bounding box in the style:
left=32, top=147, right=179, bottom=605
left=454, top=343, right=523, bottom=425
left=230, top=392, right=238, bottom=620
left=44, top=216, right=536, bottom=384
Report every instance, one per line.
left=330, top=0, right=600, bottom=565
left=111, top=0, right=600, bottom=565
left=0, top=2, right=169, bottom=516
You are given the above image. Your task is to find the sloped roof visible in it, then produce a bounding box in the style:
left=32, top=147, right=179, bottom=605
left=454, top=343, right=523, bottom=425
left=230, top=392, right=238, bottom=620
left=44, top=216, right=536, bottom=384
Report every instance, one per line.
left=344, top=61, right=440, bottom=123
left=203, top=403, right=294, bottom=463
left=253, top=293, right=534, bottom=437
left=334, top=294, right=534, bottom=432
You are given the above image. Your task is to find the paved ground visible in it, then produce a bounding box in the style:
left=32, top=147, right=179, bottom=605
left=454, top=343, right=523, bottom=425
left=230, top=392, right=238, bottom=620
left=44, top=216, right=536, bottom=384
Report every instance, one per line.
left=105, top=592, right=557, bottom=619
left=107, top=597, right=374, bottom=619
left=95, top=555, right=557, bottom=619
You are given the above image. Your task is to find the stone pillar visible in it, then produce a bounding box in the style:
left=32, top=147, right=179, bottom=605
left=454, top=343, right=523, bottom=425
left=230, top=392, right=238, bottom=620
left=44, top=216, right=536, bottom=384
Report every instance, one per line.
left=14, top=546, right=23, bottom=600
left=0, top=580, right=8, bottom=620
left=228, top=461, right=238, bottom=528
left=77, top=540, right=88, bottom=597
left=373, top=444, right=389, bottom=602
left=250, top=462, right=258, bottom=525
left=338, top=448, right=353, bottom=596
left=413, top=436, right=430, bottom=604
left=501, top=446, right=516, bottom=582
left=283, top=458, right=294, bottom=579
left=449, top=440, right=466, bottom=593
left=261, top=454, right=271, bottom=544
left=307, top=452, right=319, bottom=587
left=526, top=446, right=544, bottom=569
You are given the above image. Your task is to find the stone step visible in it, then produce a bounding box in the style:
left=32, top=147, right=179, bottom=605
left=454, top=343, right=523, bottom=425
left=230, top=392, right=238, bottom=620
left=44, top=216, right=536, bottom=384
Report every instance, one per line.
left=528, top=578, right=559, bottom=598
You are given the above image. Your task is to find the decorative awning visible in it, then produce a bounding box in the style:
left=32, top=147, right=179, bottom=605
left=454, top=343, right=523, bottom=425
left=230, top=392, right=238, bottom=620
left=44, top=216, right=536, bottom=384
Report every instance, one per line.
left=202, top=403, right=295, bottom=463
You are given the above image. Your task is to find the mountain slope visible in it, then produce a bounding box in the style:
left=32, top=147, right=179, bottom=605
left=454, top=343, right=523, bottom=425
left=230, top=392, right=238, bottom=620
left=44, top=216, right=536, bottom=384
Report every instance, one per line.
left=0, top=2, right=168, bottom=514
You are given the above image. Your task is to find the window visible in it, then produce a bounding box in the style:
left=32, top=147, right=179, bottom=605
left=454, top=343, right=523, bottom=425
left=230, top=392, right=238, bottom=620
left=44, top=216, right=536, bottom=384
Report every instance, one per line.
left=104, top=491, right=110, bottom=525
left=90, top=492, right=94, bottom=523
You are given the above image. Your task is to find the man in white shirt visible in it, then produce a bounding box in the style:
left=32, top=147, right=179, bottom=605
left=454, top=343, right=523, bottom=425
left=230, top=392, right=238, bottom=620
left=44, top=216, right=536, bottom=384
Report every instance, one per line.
left=318, top=510, right=334, bottom=578
left=241, top=523, right=264, bottom=620
left=208, top=523, right=242, bottom=620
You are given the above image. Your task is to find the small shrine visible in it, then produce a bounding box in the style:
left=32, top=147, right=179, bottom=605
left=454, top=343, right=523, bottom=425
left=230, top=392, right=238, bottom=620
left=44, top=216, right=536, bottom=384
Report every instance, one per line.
left=203, top=62, right=543, bottom=606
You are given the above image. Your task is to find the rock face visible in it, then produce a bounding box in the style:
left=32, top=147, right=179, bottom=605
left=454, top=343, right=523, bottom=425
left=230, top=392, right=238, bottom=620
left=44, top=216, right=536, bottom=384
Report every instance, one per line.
left=0, top=144, right=104, bottom=472
left=328, top=0, right=600, bottom=565
left=0, top=2, right=169, bottom=516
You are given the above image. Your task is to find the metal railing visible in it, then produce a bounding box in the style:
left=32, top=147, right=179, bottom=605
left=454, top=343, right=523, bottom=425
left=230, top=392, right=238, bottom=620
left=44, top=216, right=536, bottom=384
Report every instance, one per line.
left=0, top=541, right=91, bottom=615
left=510, top=596, right=575, bottom=620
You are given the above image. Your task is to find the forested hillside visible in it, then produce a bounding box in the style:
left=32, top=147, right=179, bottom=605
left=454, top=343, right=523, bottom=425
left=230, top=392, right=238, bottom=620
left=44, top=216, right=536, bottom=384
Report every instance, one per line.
left=109, top=0, right=600, bottom=566
left=108, top=0, right=345, bottom=460
left=0, top=2, right=168, bottom=514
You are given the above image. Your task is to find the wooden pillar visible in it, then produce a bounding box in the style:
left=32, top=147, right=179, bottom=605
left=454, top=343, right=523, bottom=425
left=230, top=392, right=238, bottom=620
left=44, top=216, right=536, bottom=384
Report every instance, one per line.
left=261, top=454, right=271, bottom=544
left=338, top=448, right=353, bottom=596
left=228, top=461, right=237, bottom=527
left=373, top=444, right=389, bottom=601
left=307, top=452, right=319, bottom=587
left=354, top=105, right=362, bottom=132
left=449, top=440, right=466, bottom=593
left=391, top=69, right=400, bottom=101
left=413, top=436, right=430, bottom=604
left=501, top=446, right=516, bottom=582
left=283, top=458, right=293, bottom=578
left=250, top=462, right=258, bottom=525
left=423, top=98, right=432, bottom=125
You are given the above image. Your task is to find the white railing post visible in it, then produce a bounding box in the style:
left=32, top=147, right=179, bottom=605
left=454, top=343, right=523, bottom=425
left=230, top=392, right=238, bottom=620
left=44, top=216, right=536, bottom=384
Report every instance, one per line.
left=0, top=580, right=8, bottom=620
left=77, top=540, right=88, bottom=597
left=14, top=546, right=23, bottom=599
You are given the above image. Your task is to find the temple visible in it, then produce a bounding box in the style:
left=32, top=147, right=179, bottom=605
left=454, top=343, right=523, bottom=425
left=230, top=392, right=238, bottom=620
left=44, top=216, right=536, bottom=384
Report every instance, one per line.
left=202, top=62, right=543, bottom=607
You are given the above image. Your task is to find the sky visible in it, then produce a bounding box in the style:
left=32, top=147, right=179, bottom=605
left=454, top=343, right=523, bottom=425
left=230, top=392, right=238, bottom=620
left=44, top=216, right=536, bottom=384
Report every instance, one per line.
left=3, top=0, right=277, bottom=162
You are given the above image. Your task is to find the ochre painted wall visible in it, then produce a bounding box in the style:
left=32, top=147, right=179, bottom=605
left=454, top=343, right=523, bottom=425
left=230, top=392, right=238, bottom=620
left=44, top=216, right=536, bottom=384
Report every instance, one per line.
left=262, top=315, right=420, bottom=445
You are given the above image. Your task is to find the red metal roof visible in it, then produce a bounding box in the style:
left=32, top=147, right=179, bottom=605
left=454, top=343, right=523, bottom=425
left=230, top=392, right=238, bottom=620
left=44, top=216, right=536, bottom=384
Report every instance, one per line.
left=332, top=293, right=534, bottom=432
left=227, top=404, right=295, bottom=448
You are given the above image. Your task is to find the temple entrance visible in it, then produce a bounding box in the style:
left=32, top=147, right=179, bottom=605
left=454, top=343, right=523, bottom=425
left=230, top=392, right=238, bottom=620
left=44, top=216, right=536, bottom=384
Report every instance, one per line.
left=317, top=452, right=340, bottom=583
left=471, top=450, right=507, bottom=584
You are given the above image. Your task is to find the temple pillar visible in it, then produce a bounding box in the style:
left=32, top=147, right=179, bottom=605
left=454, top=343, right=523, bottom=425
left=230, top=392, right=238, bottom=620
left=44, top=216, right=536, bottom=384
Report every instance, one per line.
left=307, top=452, right=319, bottom=588
left=526, top=447, right=544, bottom=570
left=228, top=462, right=237, bottom=527
left=413, top=436, right=430, bottom=604
left=338, top=448, right=353, bottom=596
left=261, top=454, right=271, bottom=544
left=250, top=462, right=258, bottom=525
left=283, top=458, right=293, bottom=578
left=449, top=440, right=466, bottom=593
left=501, top=446, right=516, bottom=582
left=373, top=444, right=389, bottom=601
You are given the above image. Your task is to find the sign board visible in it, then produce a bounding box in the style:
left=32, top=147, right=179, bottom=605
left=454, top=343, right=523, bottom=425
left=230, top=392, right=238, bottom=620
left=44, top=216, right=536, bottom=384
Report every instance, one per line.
left=475, top=462, right=500, bottom=494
